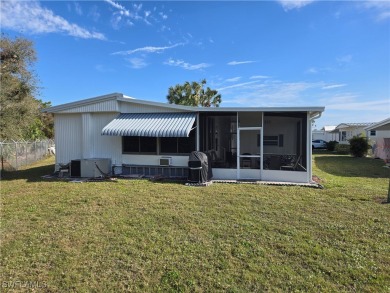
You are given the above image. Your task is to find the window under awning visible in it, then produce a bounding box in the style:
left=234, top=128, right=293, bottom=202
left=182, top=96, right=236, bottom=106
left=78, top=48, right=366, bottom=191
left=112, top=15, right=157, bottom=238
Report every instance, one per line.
left=101, top=112, right=197, bottom=137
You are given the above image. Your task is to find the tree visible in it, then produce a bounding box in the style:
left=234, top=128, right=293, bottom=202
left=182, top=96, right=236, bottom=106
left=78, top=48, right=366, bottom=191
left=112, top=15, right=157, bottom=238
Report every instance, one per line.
left=349, top=136, right=369, bottom=157
left=24, top=101, right=54, bottom=140
left=167, top=79, right=222, bottom=107
left=0, top=35, right=52, bottom=140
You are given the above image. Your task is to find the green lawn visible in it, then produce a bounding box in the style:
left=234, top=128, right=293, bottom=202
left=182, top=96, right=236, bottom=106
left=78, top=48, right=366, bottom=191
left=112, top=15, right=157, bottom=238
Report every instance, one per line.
left=1, top=153, right=389, bottom=292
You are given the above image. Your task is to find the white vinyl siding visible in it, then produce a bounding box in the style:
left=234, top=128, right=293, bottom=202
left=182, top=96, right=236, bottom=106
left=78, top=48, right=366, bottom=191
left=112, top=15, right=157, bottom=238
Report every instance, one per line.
left=54, top=113, right=122, bottom=168
left=54, top=114, right=82, bottom=167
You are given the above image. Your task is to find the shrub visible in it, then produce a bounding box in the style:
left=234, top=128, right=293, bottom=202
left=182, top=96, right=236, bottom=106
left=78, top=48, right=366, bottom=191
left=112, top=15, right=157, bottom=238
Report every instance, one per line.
left=327, top=140, right=339, bottom=151
left=335, top=144, right=350, bottom=154
left=349, top=136, right=369, bottom=157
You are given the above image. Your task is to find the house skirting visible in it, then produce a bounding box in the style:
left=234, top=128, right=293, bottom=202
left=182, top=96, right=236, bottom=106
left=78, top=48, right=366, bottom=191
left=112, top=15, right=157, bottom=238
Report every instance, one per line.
left=121, top=164, right=188, bottom=178
left=118, top=165, right=309, bottom=183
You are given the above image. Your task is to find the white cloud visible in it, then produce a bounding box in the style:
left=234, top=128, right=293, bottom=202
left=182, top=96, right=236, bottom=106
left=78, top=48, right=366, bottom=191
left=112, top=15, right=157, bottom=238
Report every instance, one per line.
left=112, top=43, right=184, bottom=55
left=322, top=84, right=347, bottom=90
left=305, top=67, right=319, bottom=74
left=326, top=99, right=390, bottom=111
left=337, top=54, right=353, bottom=63
left=159, top=25, right=170, bottom=32
left=95, top=64, right=115, bottom=73
left=227, top=60, right=257, bottom=66
left=88, top=6, right=101, bottom=22
left=217, top=81, right=259, bottom=92
left=104, top=0, right=133, bottom=29
left=306, top=56, right=352, bottom=75
left=221, top=80, right=321, bottom=106
left=127, top=58, right=148, bottom=69
left=159, top=12, right=168, bottom=20
left=277, top=0, right=315, bottom=11
left=378, top=11, right=390, bottom=21
left=319, top=93, right=358, bottom=104
left=250, top=75, right=270, bottom=79
left=0, top=0, right=105, bottom=40
left=111, top=15, right=121, bottom=29
left=164, top=59, right=211, bottom=70
left=74, top=2, right=83, bottom=16
left=305, top=66, right=333, bottom=74
left=104, top=0, right=130, bottom=16
left=104, top=0, right=160, bottom=27
left=361, top=1, right=390, bottom=21
left=225, top=77, right=241, bottom=83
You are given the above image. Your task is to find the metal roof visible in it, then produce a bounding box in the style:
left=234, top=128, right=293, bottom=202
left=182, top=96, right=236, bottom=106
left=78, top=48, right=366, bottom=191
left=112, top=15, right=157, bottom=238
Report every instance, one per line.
left=101, top=112, right=196, bottom=137
left=364, top=118, right=390, bottom=131
left=43, top=92, right=325, bottom=115
left=335, top=122, right=375, bottom=130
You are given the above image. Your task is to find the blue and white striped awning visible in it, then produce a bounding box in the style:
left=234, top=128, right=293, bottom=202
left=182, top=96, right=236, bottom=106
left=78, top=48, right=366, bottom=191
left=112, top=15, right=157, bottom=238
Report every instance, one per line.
left=101, top=112, right=196, bottom=137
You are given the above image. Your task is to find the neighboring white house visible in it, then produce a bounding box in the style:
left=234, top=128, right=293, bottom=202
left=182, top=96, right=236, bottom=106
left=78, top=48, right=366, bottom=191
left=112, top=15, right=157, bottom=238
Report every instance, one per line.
left=365, top=117, right=390, bottom=141
left=365, top=118, right=390, bottom=162
left=312, top=125, right=336, bottom=141
left=330, top=122, right=375, bottom=144
left=43, top=93, right=324, bottom=183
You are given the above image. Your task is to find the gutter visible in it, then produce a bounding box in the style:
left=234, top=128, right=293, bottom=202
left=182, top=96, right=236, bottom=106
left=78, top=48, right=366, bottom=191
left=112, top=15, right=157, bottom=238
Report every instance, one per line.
left=310, top=111, right=322, bottom=121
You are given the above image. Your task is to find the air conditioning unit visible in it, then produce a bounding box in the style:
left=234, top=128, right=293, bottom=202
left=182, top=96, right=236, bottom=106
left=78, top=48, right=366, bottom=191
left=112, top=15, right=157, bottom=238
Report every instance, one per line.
left=159, top=157, right=172, bottom=166
left=76, top=158, right=111, bottom=178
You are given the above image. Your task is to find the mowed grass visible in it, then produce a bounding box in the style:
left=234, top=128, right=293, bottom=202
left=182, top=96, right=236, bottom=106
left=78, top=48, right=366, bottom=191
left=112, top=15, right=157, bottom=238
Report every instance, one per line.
left=1, top=153, right=389, bottom=292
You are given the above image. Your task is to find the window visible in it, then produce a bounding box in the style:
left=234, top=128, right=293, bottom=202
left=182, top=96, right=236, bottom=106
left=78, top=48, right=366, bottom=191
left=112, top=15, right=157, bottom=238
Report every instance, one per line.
left=261, top=135, right=284, bottom=147
left=160, top=137, right=177, bottom=153
left=123, top=136, right=157, bottom=153
left=340, top=131, right=347, bottom=141
left=161, top=130, right=196, bottom=154
left=370, top=130, right=376, bottom=136
left=263, top=136, right=278, bottom=146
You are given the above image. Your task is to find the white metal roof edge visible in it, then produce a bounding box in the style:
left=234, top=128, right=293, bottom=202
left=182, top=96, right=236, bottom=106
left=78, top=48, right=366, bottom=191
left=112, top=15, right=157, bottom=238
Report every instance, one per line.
left=120, top=96, right=325, bottom=113
left=42, top=93, right=124, bottom=113
left=364, top=117, right=390, bottom=131
left=42, top=92, right=325, bottom=114
left=196, top=106, right=325, bottom=113
left=117, top=96, right=198, bottom=111
left=336, top=122, right=375, bottom=130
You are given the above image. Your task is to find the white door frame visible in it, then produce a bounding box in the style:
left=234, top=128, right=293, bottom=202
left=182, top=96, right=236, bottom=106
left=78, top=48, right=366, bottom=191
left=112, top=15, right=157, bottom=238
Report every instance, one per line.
left=237, top=126, right=262, bottom=180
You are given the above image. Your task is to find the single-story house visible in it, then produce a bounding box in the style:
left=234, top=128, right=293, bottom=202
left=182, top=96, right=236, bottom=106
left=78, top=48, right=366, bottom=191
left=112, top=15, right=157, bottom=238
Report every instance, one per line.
left=330, top=122, right=374, bottom=144
left=365, top=117, right=390, bottom=140
left=365, top=118, right=390, bottom=162
left=43, top=93, right=325, bottom=183
left=312, top=125, right=337, bottom=142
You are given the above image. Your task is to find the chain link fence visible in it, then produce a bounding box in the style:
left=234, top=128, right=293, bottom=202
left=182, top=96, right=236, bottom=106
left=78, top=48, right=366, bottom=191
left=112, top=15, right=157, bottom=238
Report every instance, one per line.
left=0, top=139, right=54, bottom=171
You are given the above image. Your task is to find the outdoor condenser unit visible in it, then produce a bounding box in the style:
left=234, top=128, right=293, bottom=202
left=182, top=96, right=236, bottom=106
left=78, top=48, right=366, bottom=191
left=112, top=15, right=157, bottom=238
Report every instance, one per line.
left=159, top=157, right=172, bottom=166
left=71, top=158, right=111, bottom=178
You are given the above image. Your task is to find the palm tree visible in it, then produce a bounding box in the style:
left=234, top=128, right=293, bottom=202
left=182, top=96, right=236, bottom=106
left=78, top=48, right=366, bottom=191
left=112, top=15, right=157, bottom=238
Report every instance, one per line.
left=167, top=79, right=221, bottom=107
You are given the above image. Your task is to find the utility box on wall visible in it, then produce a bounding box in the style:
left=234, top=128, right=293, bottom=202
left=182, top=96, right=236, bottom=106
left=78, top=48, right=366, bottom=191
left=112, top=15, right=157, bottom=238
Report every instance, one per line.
left=159, top=157, right=172, bottom=166
left=71, top=158, right=111, bottom=177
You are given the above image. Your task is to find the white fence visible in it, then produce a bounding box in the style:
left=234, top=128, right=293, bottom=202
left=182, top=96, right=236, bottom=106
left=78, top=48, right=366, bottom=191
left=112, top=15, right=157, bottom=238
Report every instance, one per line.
left=0, top=139, right=54, bottom=171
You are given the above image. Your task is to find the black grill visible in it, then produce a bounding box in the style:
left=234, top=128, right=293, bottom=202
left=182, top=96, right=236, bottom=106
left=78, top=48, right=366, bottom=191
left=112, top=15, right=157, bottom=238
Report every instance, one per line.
left=187, top=151, right=212, bottom=183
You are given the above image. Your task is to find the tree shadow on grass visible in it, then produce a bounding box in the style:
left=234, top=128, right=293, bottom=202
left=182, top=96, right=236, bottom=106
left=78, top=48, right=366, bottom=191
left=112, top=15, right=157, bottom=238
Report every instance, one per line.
left=315, top=155, right=389, bottom=179
left=1, top=163, right=56, bottom=182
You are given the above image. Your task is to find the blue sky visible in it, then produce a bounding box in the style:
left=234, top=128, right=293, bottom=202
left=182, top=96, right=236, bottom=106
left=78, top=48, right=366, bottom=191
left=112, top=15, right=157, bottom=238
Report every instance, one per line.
left=1, top=0, right=389, bottom=129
